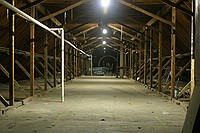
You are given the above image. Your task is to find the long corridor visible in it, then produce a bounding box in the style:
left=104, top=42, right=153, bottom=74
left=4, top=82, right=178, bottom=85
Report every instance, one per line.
left=0, top=76, right=186, bottom=133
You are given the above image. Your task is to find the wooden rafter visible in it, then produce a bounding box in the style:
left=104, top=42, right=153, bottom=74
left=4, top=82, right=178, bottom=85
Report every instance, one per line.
left=118, top=0, right=175, bottom=27
left=39, top=0, right=89, bottom=22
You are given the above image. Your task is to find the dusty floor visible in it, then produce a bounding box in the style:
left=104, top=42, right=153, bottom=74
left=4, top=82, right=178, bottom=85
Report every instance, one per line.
left=0, top=76, right=186, bottom=133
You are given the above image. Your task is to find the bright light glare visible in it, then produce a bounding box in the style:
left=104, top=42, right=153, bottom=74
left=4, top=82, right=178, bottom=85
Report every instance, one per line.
left=102, top=41, right=106, bottom=44
left=104, top=48, right=106, bottom=50
left=101, top=0, right=110, bottom=7
left=102, top=29, right=107, bottom=34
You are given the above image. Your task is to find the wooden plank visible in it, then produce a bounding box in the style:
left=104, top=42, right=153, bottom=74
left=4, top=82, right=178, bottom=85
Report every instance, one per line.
left=0, top=94, right=9, bottom=107
left=158, top=22, right=162, bottom=92
left=9, top=0, right=15, bottom=105
left=44, top=34, right=48, bottom=91
left=34, top=65, right=54, bottom=88
left=171, top=7, right=176, bottom=98
left=146, top=0, right=181, bottom=26
left=139, top=42, right=142, bottom=82
left=30, top=6, right=35, bottom=96
left=144, top=29, right=147, bottom=85
left=39, top=0, right=88, bottom=22
left=177, top=81, right=191, bottom=98
left=108, top=24, right=141, bottom=41
left=0, top=64, right=28, bottom=96
left=15, top=60, right=43, bottom=90
left=161, top=0, right=193, bottom=16
left=19, top=0, right=46, bottom=10
left=149, top=29, right=153, bottom=88
left=54, top=38, right=57, bottom=87
left=74, top=25, right=98, bottom=37
left=119, top=0, right=175, bottom=27
left=27, top=0, right=61, bottom=26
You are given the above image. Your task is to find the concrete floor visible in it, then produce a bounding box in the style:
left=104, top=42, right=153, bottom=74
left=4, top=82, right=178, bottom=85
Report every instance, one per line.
left=0, top=76, right=186, bottom=133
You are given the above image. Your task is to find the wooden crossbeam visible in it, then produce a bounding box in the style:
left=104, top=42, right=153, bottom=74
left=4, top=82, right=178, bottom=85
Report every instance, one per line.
left=163, top=60, right=191, bottom=91
left=20, top=0, right=46, bottom=10
left=75, top=25, right=98, bottom=37
left=15, top=60, right=43, bottom=90
left=177, top=81, right=191, bottom=98
left=161, top=0, right=193, bottom=16
left=27, top=0, right=61, bottom=26
left=0, top=64, right=28, bottom=96
left=39, top=0, right=89, bottom=22
left=34, top=65, right=54, bottom=88
left=119, top=0, right=175, bottom=27
left=0, top=94, right=9, bottom=107
left=112, top=19, right=152, bottom=39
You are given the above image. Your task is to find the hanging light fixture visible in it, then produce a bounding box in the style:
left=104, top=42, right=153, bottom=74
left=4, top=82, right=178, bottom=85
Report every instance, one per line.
left=101, top=0, right=110, bottom=8
left=102, top=28, right=107, bottom=34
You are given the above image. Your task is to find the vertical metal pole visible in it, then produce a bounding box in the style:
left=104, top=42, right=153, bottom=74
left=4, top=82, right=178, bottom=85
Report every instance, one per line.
left=158, top=22, right=163, bottom=92
left=149, top=29, right=153, bottom=89
left=61, top=29, right=65, bottom=102
left=91, top=54, right=93, bottom=76
left=9, top=0, right=15, bottom=105
left=171, top=7, right=176, bottom=98
left=30, top=6, right=35, bottom=96
left=53, top=38, right=57, bottom=87
left=191, top=1, right=195, bottom=97
left=44, top=33, right=48, bottom=91
left=144, top=29, right=147, bottom=85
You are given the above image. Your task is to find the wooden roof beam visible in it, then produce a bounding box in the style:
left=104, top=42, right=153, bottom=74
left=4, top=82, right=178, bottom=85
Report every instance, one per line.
left=118, top=0, right=175, bottom=27
left=146, top=0, right=182, bottom=26
left=161, top=0, right=193, bottom=16
left=75, top=25, right=98, bottom=37
left=20, top=0, right=47, bottom=10
left=27, top=0, right=61, bottom=26
left=39, top=0, right=89, bottom=22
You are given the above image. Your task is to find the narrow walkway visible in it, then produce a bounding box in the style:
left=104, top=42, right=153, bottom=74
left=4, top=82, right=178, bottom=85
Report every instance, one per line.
left=0, top=76, right=186, bottom=133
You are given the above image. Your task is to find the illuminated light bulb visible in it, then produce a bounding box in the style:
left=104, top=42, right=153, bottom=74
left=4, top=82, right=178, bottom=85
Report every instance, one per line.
left=102, top=41, right=106, bottom=44
left=102, top=29, right=107, bottom=34
left=101, top=0, right=110, bottom=8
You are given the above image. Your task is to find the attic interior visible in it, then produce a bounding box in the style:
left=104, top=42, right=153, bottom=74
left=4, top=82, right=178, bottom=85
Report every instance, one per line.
left=0, top=0, right=200, bottom=132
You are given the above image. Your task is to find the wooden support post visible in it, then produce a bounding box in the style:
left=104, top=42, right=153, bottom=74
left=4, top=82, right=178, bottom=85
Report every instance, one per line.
left=30, top=6, right=35, bottom=96
left=75, top=49, right=78, bottom=77
left=9, top=0, right=15, bottom=105
left=44, top=34, right=48, bottom=91
left=171, top=7, right=176, bottom=98
left=134, top=50, right=138, bottom=80
left=149, top=29, right=153, bottom=89
left=74, top=48, right=76, bottom=78
left=129, top=48, right=132, bottom=79
left=69, top=47, right=72, bottom=80
left=54, top=38, right=57, bottom=87
left=144, top=29, right=147, bottom=85
left=158, top=22, right=163, bottom=92
left=139, top=42, right=142, bottom=82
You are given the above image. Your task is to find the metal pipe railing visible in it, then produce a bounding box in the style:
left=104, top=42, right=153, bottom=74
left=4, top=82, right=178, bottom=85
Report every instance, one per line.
left=0, top=0, right=90, bottom=57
